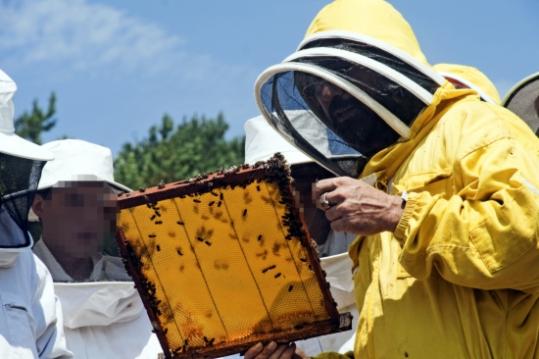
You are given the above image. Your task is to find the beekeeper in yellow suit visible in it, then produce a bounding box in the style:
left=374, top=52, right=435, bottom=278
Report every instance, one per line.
left=244, top=0, right=539, bottom=358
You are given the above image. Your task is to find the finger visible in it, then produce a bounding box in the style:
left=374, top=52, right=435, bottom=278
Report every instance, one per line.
left=268, top=344, right=289, bottom=359
left=325, top=202, right=346, bottom=222
left=244, top=342, right=264, bottom=359
left=324, top=188, right=348, bottom=206
left=279, top=344, right=297, bottom=359
left=312, top=178, right=340, bottom=203
left=256, top=341, right=278, bottom=359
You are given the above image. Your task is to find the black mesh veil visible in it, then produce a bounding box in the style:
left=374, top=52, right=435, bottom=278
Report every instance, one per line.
left=257, top=65, right=411, bottom=178
left=0, top=152, right=45, bottom=248
left=504, top=73, right=539, bottom=136
left=260, top=71, right=368, bottom=178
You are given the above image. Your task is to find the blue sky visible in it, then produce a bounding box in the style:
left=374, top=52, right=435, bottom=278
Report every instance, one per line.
left=1, top=0, right=538, bottom=154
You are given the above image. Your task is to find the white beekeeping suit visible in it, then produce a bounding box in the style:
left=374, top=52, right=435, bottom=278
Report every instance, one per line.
left=0, top=68, right=72, bottom=358
left=31, top=139, right=162, bottom=359
left=238, top=116, right=359, bottom=357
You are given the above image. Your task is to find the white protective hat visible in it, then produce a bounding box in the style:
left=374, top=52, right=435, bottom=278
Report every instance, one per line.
left=37, top=139, right=131, bottom=192
left=244, top=115, right=313, bottom=165
left=0, top=69, right=53, bottom=161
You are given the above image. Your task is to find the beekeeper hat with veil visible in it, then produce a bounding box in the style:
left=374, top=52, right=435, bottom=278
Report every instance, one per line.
left=254, top=0, right=448, bottom=179
left=0, top=68, right=53, bottom=267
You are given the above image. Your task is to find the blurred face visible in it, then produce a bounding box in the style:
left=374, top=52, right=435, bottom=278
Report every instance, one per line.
left=33, top=182, right=117, bottom=260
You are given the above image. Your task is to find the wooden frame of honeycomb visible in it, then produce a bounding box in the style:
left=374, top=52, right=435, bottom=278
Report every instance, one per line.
left=116, top=154, right=352, bottom=358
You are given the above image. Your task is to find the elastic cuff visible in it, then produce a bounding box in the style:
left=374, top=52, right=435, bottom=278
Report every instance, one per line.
left=393, top=192, right=420, bottom=243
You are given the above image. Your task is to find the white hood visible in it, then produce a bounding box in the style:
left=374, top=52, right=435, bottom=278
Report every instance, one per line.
left=54, top=281, right=142, bottom=329
left=244, top=115, right=313, bottom=165
left=53, top=281, right=163, bottom=359
left=320, top=250, right=355, bottom=310
left=0, top=68, right=53, bottom=161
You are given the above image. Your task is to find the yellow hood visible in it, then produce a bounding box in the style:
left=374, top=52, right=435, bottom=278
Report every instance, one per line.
left=305, top=0, right=428, bottom=65
left=254, top=0, right=478, bottom=181
left=434, top=63, right=501, bottom=105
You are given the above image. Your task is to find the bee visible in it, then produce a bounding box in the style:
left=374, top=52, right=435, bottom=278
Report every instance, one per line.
left=288, top=285, right=294, bottom=292
left=177, top=221, right=185, bottom=226
left=242, top=209, right=248, bottom=218
left=203, top=336, right=215, bottom=347
left=274, top=272, right=282, bottom=278
left=262, top=264, right=276, bottom=273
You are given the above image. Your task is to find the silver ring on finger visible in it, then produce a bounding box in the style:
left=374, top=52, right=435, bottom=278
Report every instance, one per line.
left=319, top=193, right=332, bottom=210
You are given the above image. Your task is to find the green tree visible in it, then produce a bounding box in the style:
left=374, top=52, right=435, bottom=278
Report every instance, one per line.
left=14, top=92, right=57, bottom=144
left=114, top=113, right=245, bottom=189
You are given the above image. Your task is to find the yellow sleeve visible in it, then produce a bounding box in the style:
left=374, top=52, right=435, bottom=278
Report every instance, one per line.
left=312, top=351, right=355, bottom=359
left=394, top=136, right=539, bottom=292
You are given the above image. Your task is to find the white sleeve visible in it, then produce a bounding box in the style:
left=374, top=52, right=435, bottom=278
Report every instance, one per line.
left=32, top=254, right=73, bottom=359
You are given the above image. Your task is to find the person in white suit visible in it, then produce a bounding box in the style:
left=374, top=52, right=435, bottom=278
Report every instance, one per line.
left=0, top=68, right=71, bottom=358
left=31, top=139, right=163, bottom=359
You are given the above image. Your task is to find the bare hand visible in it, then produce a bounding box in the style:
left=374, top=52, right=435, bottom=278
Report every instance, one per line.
left=243, top=341, right=306, bottom=359
left=312, top=177, right=403, bottom=235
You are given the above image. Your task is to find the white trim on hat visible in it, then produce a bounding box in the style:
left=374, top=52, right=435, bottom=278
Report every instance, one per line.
left=284, top=47, right=434, bottom=105
left=0, top=133, right=54, bottom=161
left=255, top=61, right=411, bottom=139
left=297, top=30, right=446, bottom=86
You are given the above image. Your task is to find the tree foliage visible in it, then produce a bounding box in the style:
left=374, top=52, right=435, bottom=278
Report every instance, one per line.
left=14, top=92, right=57, bottom=144
left=114, top=113, right=245, bottom=189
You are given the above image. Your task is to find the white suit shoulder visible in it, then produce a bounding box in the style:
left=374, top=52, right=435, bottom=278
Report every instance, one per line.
left=0, top=249, right=72, bottom=358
